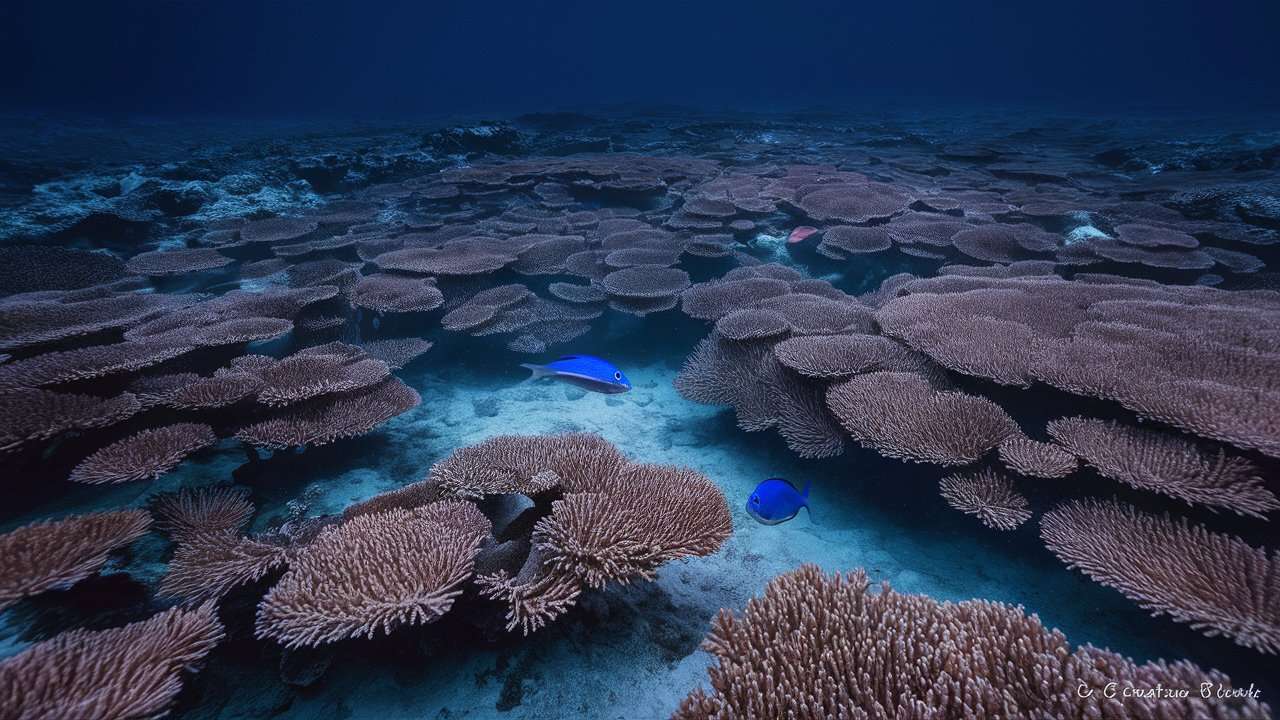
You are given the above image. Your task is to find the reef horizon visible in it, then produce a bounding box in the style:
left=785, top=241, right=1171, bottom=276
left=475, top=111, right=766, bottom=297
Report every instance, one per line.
left=0, top=108, right=1277, bottom=719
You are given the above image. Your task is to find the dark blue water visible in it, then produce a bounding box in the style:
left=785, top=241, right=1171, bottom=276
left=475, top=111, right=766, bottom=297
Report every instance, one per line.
left=2, top=4, right=1279, bottom=719
left=4, top=0, right=1280, bottom=115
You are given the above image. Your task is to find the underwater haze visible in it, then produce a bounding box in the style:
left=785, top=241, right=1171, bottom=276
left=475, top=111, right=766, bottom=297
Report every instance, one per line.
left=2, top=2, right=1280, bottom=720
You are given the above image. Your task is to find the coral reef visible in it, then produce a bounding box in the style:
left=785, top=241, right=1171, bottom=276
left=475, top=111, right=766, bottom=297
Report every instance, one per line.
left=675, top=565, right=1270, bottom=719
left=0, top=603, right=224, bottom=719
left=69, top=423, right=217, bottom=485
left=1041, top=499, right=1280, bottom=655
left=1, top=109, right=1277, bottom=717
left=0, top=510, right=152, bottom=611
left=938, top=468, right=1032, bottom=530
left=256, top=501, right=490, bottom=647
left=1047, top=416, right=1278, bottom=518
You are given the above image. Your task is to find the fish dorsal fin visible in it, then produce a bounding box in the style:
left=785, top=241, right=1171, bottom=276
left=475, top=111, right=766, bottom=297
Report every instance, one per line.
left=768, top=477, right=806, bottom=496
left=555, top=355, right=583, bottom=362
left=800, top=479, right=811, bottom=498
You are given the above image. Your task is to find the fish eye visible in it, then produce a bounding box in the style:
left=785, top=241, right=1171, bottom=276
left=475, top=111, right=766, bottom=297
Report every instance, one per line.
left=750, top=495, right=760, bottom=505
left=614, top=371, right=622, bottom=380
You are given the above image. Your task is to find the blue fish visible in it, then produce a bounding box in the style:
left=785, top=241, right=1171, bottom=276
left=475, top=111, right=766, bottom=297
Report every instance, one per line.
left=520, top=355, right=631, bottom=394
left=746, top=478, right=811, bottom=525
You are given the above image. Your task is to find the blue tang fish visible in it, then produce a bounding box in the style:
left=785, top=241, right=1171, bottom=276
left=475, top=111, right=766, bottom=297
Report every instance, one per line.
left=746, top=478, right=811, bottom=525
left=520, top=355, right=631, bottom=394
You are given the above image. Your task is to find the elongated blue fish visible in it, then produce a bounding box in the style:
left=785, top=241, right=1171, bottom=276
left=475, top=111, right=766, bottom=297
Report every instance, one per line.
left=746, top=478, right=810, bottom=525
left=520, top=355, right=631, bottom=394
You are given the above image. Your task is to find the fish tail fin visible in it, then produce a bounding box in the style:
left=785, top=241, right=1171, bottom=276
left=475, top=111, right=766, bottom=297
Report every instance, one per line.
left=520, top=363, right=552, bottom=380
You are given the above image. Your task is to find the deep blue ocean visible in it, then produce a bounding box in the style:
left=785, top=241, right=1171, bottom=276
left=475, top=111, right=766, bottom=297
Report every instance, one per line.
left=2, top=3, right=1279, bottom=719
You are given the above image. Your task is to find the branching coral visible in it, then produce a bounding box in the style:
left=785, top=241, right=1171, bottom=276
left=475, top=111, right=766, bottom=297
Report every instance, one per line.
left=255, top=501, right=490, bottom=648
left=426, top=433, right=732, bottom=634
left=713, top=309, right=790, bottom=341
left=161, top=531, right=292, bottom=604
left=240, top=217, right=318, bottom=243
left=0, top=510, right=152, bottom=611
left=876, top=275, right=1280, bottom=457
left=771, top=334, right=917, bottom=379
left=676, top=333, right=845, bottom=458
left=168, top=372, right=265, bottom=409
left=0, top=389, right=140, bottom=453
left=151, top=486, right=254, bottom=541
left=126, top=247, right=233, bottom=276
left=359, top=338, right=434, bottom=369
left=235, top=377, right=419, bottom=449
left=1041, top=499, right=1280, bottom=654
left=680, top=278, right=792, bottom=320
left=350, top=273, right=444, bottom=313
left=0, top=342, right=196, bottom=391
left=825, top=371, right=1017, bottom=465
left=998, top=435, right=1079, bottom=479
left=1047, top=417, right=1278, bottom=518
left=0, top=292, right=195, bottom=350
left=675, top=564, right=1270, bottom=719
left=340, top=478, right=448, bottom=521
left=255, top=352, right=391, bottom=407
left=427, top=432, right=627, bottom=498
left=533, top=463, right=732, bottom=590
left=475, top=548, right=585, bottom=636
left=939, top=468, right=1032, bottom=530
left=70, top=423, right=217, bottom=485
left=0, top=602, right=225, bottom=720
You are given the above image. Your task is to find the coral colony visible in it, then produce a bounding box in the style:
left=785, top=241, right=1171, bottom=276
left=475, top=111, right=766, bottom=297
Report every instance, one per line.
left=0, top=111, right=1277, bottom=719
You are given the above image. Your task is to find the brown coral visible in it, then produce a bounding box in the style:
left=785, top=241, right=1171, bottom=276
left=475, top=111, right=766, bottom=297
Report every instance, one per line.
left=771, top=334, right=914, bottom=379
left=600, top=266, right=691, bottom=299
left=125, top=247, right=233, bottom=276
left=680, top=278, right=792, bottom=320
left=160, top=531, right=292, bottom=604
left=712, top=309, right=790, bottom=341
left=676, top=334, right=845, bottom=458
left=998, top=435, right=1079, bottom=478
left=255, top=351, right=391, bottom=407
left=1047, top=417, right=1278, bottom=518
left=427, top=432, right=626, bottom=498
left=350, top=273, right=444, bottom=313
left=796, top=182, right=912, bottom=224
left=168, top=372, right=265, bottom=409
left=359, top=338, right=434, bottom=369
left=0, top=602, right=225, bottom=720
left=475, top=450, right=731, bottom=635
left=0, top=389, right=140, bottom=453
left=675, top=564, right=1270, bottom=719
left=939, top=468, right=1032, bottom=530
left=374, top=241, right=516, bottom=275
left=151, top=486, right=254, bottom=541
left=826, top=372, right=1017, bottom=465
left=876, top=275, right=1280, bottom=457
left=1041, top=499, right=1280, bottom=654
left=236, top=377, right=419, bottom=449
left=0, top=293, right=195, bottom=350
left=0, top=510, right=152, bottom=611
left=255, top=501, right=490, bottom=648
left=239, top=216, right=318, bottom=243
left=534, top=463, right=732, bottom=589
left=0, top=342, right=195, bottom=390
left=70, top=423, right=217, bottom=485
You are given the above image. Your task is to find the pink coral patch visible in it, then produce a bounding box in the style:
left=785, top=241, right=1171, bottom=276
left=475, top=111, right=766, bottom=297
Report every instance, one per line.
left=787, top=226, right=818, bottom=244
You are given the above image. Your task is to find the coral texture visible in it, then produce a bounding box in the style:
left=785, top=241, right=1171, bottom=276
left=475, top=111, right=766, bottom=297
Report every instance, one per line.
left=675, top=564, right=1270, bottom=719
left=0, top=510, right=152, bottom=611
left=1041, top=499, right=1280, bottom=654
